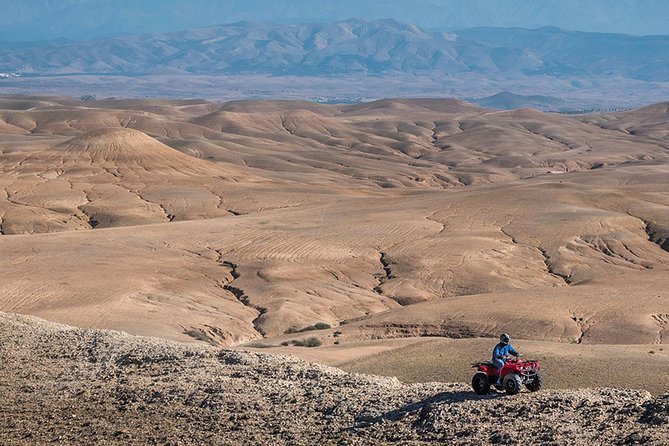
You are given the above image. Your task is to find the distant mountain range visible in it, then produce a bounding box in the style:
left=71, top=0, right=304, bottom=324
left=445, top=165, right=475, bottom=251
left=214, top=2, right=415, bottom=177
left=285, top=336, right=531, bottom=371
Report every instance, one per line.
left=1, top=19, right=668, bottom=82
left=3, top=0, right=669, bottom=41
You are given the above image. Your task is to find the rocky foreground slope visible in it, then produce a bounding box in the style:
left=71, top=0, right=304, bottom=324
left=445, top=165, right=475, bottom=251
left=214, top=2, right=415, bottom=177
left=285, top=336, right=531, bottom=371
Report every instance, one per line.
left=0, top=312, right=667, bottom=445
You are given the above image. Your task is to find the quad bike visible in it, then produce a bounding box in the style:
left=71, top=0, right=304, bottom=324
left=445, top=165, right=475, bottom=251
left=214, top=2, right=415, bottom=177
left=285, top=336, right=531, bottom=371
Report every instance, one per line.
left=471, top=355, right=543, bottom=395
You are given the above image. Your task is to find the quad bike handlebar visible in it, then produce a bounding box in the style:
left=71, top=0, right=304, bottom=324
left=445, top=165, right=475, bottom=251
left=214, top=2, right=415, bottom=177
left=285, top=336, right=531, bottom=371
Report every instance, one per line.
left=507, top=356, right=541, bottom=364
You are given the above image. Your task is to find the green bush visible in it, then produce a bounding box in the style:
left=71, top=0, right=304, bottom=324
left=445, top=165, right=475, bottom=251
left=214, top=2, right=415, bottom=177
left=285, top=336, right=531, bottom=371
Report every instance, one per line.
left=183, top=329, right=215, bottom=346
left=339, top=315, right=371, bottom=325
left=284, top=322, right=331, bottom=334
left=245, top=342, right=274, bottom=349
left=296, top=337, right=322, bottom=347
left=283, top=337, right=322, bottom=347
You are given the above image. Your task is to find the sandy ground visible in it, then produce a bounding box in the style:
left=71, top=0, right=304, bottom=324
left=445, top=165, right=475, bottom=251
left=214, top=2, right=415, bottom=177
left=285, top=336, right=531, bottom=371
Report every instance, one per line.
left=242, top=337, right=669, bottom=394
left=0, top=95, right=668, bottom=395
left=340, top=339, right=668, bottom=394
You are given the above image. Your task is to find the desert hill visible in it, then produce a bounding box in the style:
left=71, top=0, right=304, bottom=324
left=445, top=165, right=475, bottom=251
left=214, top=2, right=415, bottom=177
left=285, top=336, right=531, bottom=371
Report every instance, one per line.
left=0, top=94, right=667, bottom=394
left=0, top=125, right=272, bottom=233
left=580, top=101, right=669, bottom=141
left=56, top=127, right=212, bottom=165
left=2, top=312, right=667, bottom=445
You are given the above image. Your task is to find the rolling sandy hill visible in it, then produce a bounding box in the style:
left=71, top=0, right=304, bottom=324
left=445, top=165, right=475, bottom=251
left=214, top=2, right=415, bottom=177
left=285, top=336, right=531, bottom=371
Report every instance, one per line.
left=0, top=95, right=667, bottom=397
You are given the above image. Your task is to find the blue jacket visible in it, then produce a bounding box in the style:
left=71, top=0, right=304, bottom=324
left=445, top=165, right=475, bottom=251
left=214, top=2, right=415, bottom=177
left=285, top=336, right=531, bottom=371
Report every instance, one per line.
left=492, top=342, right=518, bottom=361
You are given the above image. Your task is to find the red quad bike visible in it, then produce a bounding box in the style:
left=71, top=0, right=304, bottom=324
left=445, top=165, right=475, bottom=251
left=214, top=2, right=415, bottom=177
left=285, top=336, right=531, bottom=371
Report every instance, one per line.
left=471, top=356, right=543, bottom=395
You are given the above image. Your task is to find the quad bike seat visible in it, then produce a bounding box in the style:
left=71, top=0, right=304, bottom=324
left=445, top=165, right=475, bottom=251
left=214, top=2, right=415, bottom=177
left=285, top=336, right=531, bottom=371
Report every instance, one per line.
left=472, top=361, right=495, bottom=367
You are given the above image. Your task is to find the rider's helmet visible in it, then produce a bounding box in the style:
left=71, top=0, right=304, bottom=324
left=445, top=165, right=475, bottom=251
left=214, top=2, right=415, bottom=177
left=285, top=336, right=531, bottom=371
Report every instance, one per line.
left=500, top=333, right=510, bottom=344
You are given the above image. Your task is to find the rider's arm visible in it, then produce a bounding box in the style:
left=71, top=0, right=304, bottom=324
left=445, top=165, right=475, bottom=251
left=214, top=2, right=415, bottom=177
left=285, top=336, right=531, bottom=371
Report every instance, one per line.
left=509, top=344, right=519, bottom=356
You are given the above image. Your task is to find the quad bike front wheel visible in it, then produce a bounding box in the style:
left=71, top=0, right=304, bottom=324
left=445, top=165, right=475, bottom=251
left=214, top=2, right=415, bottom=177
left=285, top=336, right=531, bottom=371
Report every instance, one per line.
left=472, top=372, right=490, bottom=395
left=525, top=371, right=543, bottom=392
left=503, top=373, right=522, bottom=395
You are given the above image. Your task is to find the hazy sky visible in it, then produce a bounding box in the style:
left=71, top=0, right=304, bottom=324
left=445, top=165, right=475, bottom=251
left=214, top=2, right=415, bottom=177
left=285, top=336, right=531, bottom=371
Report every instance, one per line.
left=1, top=0, right=668, bottom=41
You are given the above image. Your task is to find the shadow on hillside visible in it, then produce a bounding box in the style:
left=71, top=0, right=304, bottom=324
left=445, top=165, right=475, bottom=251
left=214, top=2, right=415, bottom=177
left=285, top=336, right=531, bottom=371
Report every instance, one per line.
left=355, top=389, right=508, bottom=427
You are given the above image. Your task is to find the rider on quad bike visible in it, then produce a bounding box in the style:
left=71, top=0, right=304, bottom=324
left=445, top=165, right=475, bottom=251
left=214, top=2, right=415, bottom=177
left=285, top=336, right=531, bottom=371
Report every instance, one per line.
left=492, top=333, right=518, bottom=383
left=471, top=333, right=543, bottom=395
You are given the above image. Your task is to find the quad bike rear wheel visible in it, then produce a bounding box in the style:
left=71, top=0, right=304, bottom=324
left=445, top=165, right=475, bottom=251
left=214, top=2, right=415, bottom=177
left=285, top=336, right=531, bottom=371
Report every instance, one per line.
left=525, top=371, right=543, bottom=392
left=503, top=373, right=522, bottom=395
left=472, top=372, right=490, bottom=395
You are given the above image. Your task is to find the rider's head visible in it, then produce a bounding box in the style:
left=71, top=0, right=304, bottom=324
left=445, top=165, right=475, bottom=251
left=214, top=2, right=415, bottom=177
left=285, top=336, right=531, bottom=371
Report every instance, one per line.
left=500, top=333, right=510, bottom=345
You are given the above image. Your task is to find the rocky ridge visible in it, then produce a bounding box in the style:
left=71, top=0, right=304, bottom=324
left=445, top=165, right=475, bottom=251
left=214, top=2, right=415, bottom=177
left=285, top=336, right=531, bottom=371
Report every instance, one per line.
left=1, top=312, right=667, bottom=445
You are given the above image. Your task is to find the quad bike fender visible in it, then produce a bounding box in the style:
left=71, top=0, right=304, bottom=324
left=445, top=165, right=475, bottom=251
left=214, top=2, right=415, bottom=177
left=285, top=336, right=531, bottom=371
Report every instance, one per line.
left=476, top=364, right=499, bottom=377
left=499, top=362, right=520, bottom=380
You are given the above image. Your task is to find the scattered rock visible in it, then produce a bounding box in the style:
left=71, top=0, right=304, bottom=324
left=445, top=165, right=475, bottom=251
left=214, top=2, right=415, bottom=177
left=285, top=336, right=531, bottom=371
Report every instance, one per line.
left=1, top=312, right=667, bottom=445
